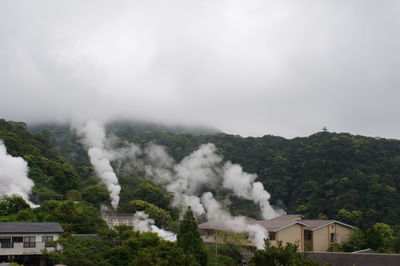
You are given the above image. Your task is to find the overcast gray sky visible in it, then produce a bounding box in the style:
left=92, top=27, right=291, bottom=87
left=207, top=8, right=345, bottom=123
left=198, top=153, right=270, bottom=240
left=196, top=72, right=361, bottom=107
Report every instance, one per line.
left=1, top=0, right=399, bottom=138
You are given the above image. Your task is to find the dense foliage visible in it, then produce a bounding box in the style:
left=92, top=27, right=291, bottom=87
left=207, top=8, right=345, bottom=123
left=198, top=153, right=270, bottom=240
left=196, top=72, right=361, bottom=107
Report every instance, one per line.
left=49, top=226, right=199, bottom=266
left=339, top=223, right=400, bottom=253
left=102, top=125, right=400, bottom=228
left=29, top=121, right=400, bottom=228
left=177, top=207, right=208, bottom=266
left=0, top=195, right=107, bottom=234
left=250, top=240, right=325, bottom=266
left=28, top=120, right=400, bottom=227
left=0, top=118, right=400, bottom=262
left=0, top=119, right=79, bottom=202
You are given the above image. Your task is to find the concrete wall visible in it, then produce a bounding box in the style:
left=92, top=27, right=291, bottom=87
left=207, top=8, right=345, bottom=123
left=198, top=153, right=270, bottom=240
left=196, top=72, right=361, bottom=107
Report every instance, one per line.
left=273, top=224, right=304, bottom=251
left=0, top=233, right=60, bottom=256
left=312, top=223, right=352, bottom=252
left=308, top=252, right=400, bottom=266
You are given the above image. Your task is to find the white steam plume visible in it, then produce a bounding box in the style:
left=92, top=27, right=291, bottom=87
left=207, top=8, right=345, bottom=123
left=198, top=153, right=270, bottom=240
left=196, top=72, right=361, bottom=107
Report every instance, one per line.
left=201, top=192, right=267, bottom=249
left=132, top=211, right=176, bottom=241
left=93, top=130, right=282, bottom=219
left=144, top=143, right=222, bottom=215
left=0, top=140, right=35, bottom=206
left=76, top=120, right=121, bottom=209
left=222, top=162, right=283, bottom=219
left=144, top=143, right=175, bottom=184
left=144, top=143, right=282, bottom=219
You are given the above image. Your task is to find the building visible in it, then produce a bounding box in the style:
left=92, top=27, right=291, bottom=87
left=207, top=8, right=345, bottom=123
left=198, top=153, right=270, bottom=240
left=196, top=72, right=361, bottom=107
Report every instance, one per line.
left=302, top=219, right=356, bottom=252
left=258, top=215, right=307, bottom=251
left=101, top=213, right=135, bottom=228
left=0, top=222, right=64, bottom=266
left=198, top=214, right=355, bottom=252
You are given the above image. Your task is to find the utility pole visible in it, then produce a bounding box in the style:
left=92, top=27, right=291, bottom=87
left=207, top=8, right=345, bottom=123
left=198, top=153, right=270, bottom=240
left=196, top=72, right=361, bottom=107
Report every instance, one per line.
left=215, top=231, right=218, bottom=266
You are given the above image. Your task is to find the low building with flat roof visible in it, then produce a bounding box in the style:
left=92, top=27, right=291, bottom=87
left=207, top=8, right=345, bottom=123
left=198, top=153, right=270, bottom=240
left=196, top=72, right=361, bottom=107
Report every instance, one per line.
left=101, top=213, right=135, bottom=228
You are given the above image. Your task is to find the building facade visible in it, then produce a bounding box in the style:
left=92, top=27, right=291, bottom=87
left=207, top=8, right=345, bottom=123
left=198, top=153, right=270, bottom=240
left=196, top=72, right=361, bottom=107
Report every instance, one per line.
left=198, top=214, right=355, bottom=252
left=0, top=222, right=64, bottom=266
left=302, top=220, right=355, bottom=251
left=101, top=213, right=135, bottom=228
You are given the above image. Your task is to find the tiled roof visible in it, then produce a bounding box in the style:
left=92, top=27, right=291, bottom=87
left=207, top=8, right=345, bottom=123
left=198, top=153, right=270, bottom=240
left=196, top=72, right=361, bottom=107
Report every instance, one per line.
left=198, top=215, right=356, bottom=233
left=301, top=220, right=356, bottom=231
left=0, top=222, right=64, bottom=233
left=267, top=214, right=303, bottom=222
left=198, top=218, right=306, bottom=232
left=256, top=220, right=306, bottom=232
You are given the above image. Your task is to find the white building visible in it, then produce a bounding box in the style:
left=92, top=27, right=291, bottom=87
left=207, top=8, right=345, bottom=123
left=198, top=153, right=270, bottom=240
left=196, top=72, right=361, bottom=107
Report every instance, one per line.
left=0, top=222, right=64, bottom=266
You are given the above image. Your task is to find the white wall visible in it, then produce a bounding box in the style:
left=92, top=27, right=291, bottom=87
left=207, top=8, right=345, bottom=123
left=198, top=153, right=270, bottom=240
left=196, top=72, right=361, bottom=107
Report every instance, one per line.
left=0, top=233, right=60, bottom=256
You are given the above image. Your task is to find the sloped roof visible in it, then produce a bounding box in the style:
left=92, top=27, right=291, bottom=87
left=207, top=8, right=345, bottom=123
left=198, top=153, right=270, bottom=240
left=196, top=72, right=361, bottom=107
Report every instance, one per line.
left=198, top=215, right=356, bottom=233
left=301, top=220, right=356, bottom=231
left=257, top=220, right=307, bottom=232
left=198, top=218, right=306, bottom=232
left=198, top=221, right=225, bottom=231
left=266, top=214, right=304, bottom=222
left=0, top=222, right=64, bottom=233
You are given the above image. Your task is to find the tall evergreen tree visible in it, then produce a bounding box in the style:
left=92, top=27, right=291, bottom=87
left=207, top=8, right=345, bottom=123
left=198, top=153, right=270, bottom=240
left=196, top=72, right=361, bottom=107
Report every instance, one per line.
left=177, top=207, right=208, bottom=266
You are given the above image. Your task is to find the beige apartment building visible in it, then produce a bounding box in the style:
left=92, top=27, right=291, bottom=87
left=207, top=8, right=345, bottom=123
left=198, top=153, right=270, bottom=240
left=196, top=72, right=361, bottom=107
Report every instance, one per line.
left=302, top=219, right=355, bottom=251
left=198, top=214, right=355, bottom=252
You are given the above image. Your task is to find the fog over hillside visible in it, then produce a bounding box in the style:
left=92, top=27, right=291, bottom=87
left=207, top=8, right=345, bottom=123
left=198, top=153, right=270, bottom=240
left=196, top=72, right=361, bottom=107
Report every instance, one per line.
left=0, top=1, right=400, bottom=138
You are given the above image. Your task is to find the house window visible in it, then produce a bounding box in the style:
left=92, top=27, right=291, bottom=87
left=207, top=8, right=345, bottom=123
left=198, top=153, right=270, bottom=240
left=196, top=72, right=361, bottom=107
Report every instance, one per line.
left=305, top=231, right=312, bottom=241
left=330, top=233, right=336, bottom=243
left=23, top=236, right=36, bottom=248
left=42, top=236, right=54, bottom=247
left=269, top=232, right=276, bottom=241
left=0, top=237, right=12, bottom=248
left=12, top=236, right=23, bottom=243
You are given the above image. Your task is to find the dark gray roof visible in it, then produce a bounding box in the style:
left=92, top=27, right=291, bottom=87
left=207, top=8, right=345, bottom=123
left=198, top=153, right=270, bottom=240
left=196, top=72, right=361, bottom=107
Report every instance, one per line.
left=308, top=252, right=400, bottom=266
left=267, top=214, right=304, bottom=222
left=198, top=219, right=306, bottom=232
left=198, top=215, right=356, bottom=233
left=301, top=220, right=356, bottom=231
left=256, top=220, right=306, bottom=232
left=0, top=222, right=64, bottom=233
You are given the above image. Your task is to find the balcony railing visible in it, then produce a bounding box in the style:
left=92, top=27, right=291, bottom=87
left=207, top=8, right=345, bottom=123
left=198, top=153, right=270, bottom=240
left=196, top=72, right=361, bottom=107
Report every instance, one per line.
left=0, top=242, right=56, bottom=256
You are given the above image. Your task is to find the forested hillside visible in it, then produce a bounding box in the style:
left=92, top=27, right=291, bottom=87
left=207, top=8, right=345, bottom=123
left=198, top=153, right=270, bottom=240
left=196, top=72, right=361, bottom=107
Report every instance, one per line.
left=29, top=121, right=400, bottom=229
left=0, top=119, right=80, bottom=202
left=1, top=118, right=400, bottom=259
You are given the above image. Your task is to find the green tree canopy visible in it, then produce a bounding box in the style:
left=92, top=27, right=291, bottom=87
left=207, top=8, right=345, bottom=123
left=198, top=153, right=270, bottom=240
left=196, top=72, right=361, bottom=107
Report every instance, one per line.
left=177, top=207, right=208, bottom=266
left=250, top=239, right=323, bottom=266
left=118, top=199, right=172, bottom=228
left=0, top=195, right=30, bottom=217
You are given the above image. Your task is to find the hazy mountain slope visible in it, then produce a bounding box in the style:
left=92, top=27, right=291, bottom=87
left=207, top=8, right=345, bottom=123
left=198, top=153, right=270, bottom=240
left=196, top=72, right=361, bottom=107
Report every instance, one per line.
left=30, top=121, right=400, bottom=228
left=0, top=119, right=80, bottom=202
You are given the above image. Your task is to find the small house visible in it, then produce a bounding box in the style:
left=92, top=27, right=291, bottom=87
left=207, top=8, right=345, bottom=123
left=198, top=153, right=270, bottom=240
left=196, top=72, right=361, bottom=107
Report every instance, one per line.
left=0, top=222, right=64, bottom=266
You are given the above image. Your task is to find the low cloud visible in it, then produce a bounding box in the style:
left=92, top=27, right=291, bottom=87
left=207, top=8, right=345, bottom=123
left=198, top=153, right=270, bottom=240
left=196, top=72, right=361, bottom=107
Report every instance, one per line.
left=0, top=1, right=399, bottom=138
